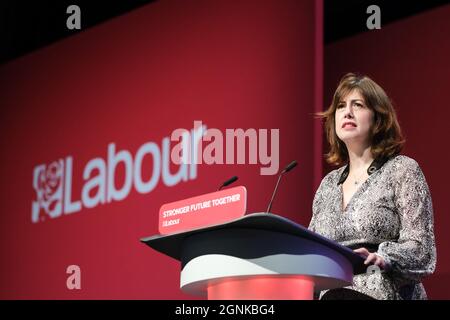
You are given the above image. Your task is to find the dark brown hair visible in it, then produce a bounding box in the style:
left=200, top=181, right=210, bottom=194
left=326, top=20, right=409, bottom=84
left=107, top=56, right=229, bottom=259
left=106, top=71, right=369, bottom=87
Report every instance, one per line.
left=318, top=73, right=405, bottom=166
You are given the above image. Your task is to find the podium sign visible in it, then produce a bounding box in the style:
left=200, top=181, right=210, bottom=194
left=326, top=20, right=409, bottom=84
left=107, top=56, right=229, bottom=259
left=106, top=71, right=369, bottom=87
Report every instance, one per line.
left=158, top=186, right=247, bottom=235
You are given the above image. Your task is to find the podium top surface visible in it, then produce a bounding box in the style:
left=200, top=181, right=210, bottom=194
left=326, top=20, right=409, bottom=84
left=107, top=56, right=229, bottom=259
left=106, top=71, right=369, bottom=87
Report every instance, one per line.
left=141, top=212, right=368, bottom=275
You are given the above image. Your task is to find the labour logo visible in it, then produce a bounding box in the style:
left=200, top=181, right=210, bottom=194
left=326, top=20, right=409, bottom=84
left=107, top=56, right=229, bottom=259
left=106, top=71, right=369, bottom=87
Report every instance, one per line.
left=32, top=160, right=64, bottom=223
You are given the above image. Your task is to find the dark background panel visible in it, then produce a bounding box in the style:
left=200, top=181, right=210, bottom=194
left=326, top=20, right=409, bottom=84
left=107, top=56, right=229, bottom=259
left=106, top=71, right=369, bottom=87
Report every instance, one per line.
left=1, top=0, right=449, bottom=65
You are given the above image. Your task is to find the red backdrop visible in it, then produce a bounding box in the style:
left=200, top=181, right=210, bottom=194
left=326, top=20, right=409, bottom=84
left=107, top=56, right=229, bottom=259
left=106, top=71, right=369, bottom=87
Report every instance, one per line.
left=324, top=5, right=450, bottom=299
left=0, top=0, right=322, bottom=299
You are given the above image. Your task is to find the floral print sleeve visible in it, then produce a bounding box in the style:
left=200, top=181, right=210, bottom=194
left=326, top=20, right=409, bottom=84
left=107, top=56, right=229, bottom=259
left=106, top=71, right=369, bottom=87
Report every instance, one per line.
left=377, top=157, right=436, bottom=282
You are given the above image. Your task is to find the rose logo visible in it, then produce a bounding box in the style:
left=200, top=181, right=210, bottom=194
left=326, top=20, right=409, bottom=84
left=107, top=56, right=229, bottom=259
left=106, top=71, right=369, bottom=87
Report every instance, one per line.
left=32, top=160, right=64, bottom=223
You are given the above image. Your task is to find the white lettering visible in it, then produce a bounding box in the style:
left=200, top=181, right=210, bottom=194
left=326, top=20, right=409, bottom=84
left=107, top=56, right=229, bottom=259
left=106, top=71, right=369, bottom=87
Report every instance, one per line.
left=134, top=142, right=160, bottom=194
left=66, top=264, right=81, bottom=290
left=82, top=158, right=106, bottom=208
left=32, top=120, right=281, bottom=223
left=107, top=143, right=132, bottom=202
left=64, top=156, right=82, bottom=214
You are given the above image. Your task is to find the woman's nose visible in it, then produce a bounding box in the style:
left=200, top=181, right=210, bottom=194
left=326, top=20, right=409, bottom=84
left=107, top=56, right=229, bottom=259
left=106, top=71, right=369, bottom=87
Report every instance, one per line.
left=343, top=104, right=354, bottom=118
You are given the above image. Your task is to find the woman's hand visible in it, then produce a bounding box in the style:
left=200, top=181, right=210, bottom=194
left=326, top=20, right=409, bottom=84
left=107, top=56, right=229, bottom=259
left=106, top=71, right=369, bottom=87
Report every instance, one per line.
left=354, top=247, right=386, bottom=269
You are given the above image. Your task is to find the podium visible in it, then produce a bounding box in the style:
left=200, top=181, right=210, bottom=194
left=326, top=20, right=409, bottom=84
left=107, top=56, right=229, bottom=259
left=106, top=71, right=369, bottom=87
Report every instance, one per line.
left=141, top=212, right=367, bottom=300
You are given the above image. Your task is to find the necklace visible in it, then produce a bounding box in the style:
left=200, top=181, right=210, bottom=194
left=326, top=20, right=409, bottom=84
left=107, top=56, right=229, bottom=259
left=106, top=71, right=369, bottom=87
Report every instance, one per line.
left=351, top=169, right=367, bottom=186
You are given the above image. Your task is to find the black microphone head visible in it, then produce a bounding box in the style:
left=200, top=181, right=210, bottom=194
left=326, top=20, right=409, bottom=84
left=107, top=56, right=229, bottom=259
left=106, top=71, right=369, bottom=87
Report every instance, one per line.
left=223, top=176, right=238, bottom=187
left=266, top=161, right=297, bottom=213
left=282, top=160, right=298, bottom=173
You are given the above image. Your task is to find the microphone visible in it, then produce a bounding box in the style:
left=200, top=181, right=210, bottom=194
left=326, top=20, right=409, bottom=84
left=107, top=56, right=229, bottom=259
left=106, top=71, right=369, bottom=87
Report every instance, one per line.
left=266, top=160, right=298, bottom=213
left=218, top=176, right=238, bottom=190
left=282, top=160, right=298, bottom=173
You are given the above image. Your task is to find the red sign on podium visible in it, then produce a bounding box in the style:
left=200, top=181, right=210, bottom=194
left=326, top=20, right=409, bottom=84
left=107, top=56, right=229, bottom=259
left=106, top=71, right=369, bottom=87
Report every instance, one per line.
left=158, top=186, right=247, bottom=235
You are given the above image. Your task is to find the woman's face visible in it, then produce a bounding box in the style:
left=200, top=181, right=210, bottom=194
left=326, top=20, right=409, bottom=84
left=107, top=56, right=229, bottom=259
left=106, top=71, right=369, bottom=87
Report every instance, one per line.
left=335, top=89, right=374, bottom=145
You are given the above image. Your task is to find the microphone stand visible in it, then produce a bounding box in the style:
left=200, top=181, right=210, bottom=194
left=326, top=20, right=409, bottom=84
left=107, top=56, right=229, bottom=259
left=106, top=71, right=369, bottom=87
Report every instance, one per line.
left=266, top=160, right=297, bottom=213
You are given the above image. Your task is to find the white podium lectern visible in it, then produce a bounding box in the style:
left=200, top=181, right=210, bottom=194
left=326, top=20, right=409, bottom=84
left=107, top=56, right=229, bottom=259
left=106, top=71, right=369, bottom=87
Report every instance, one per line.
left=141, top=212, right=367, bottom=300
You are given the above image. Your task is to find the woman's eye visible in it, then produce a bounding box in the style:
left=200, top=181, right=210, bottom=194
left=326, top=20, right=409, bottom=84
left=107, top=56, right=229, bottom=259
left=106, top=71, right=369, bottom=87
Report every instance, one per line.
left=337, top=104, right=345, bottom=109
left=354, top=103, right=363, bottom=108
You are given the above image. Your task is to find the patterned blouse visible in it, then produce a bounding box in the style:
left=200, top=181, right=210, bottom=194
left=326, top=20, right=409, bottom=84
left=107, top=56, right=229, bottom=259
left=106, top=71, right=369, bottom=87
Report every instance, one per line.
left=309, top=155, right=436, bottom=300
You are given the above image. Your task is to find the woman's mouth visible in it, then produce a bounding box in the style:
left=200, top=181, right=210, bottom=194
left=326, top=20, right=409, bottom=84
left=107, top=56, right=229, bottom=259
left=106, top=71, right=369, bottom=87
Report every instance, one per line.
left=342, top=122, right=357, bottom=128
